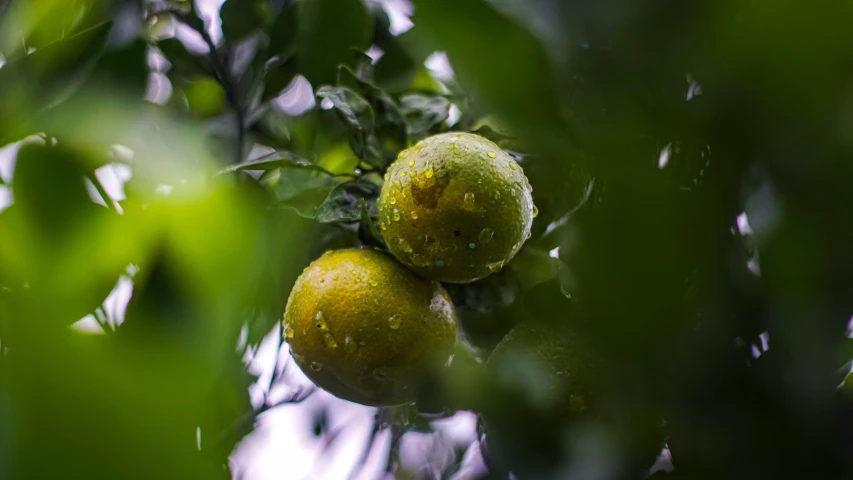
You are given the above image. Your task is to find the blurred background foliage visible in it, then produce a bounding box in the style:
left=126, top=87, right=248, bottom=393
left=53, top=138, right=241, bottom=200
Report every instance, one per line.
left=1, top=0, right=853, bottom=479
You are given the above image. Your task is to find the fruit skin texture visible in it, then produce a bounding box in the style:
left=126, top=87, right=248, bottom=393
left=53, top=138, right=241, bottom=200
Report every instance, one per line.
left=377, top=132, right=534, bottom=284
left=283, top=248, right=458, bottom=406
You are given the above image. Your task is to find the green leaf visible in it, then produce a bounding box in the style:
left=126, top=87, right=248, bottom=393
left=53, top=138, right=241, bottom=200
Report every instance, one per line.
left=218, top=151, right=337, bottom=177
left=220, top=0, right=268, bottom=41
left=0, top=22, right=112, bottom=144
left=158, top=37, right=215, bottom=79
left=316, top=179, right=380, bottom=223
left=358, top=198, right=385, bottom=248
left=411, top=0, right=570, bottom=150
left=400, top=93, right=450, bottom=137
left=268, top=2, right=298, bottom=55
left=316, top=86, right=375, bottom=160
left=296, top=0, right=373, bottom=85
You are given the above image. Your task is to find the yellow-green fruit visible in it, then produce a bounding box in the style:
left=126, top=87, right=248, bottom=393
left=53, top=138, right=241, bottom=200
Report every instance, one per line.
left=377, top=133, right=535, bottom=283
left=283, top=248, right=458, bottom=406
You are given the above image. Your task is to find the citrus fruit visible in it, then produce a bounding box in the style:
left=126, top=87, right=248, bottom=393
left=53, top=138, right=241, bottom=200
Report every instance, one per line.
left=484, top=321, right=664, bottom=478
left=283, top=248, right=458, bottom=406
left=377, top=132, right=535, bottom=283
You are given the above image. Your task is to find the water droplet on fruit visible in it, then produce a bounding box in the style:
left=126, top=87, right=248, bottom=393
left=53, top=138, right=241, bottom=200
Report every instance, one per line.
left=315, top=312, right=328, bottom=330
left=400, top=150, right=409, bottom=158
left=478, top=228, right=495, bottom=244
left=435, top=259, right=445, bottom=267
left=344, top=335, right=357, bottom=353
left=493, top=191, right=501, bottom=200
left=310, top=362, right=324, bottom=372
left=285, top=325, right=295, bottom=339
left=381, top=224, right=387, bottom=231
left=408, top=160, right=415, bottom=168
left=469, top=243, right=476, bottom=249
left=390, top=197, right=398, bottom=206
left=425, top=168, right=434, bottom=179
left=487, top=151, right=497, bottom=159
left=324, top=333, right=338, bottom=349
left=398, top=238, right=414, bottom=254
left=463, top=192, right=476, bottom=211
left=394, top=180, right=402, bottom=189
left=511, top=190, right=516, bottom=197
left=350, top=270, right=357, bottom=275
left=509, top=163, right=516, bottom=170
left=384, top=173, right=390, bottom=181
left=393, top=210, right=401, bottom=222
left=294, top=353, right=305, bottom=363
left=487, top=261, right=504, bottom=272
left=333, top=274, right=339, bottom=281
left=388, top=315, right=402, bottom=329
left=369, top=280, right=378, bottom=287
left=533, top=205, right=539, bottom=218
left=411, top=211, right=418, bottom=220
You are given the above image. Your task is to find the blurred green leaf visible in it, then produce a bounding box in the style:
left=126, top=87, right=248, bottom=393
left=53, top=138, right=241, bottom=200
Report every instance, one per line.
left=296, top=0, right=373, bottom=85
left=411, top=0, right=569, bottom=150
left=220, top=0, right=268, bottom=41
left=268, top=1, right=298, bottom=55
left=158, top=37, right=215, bottom=79
left=0, top=21, right=112, bottom=144
left=358, top=197, right=385, bottom=248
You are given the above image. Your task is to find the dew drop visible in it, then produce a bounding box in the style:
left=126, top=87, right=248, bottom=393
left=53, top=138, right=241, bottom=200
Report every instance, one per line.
left=487, top=151, right=497, bottom=159
left=487, top=261, right=504, bottom=272
left=478, top=228, right=495, bottom=244
left=285, top=325, right=295, bottom=339
left=355, top=277, right=361, bottom=283
left=408, top=160, right=415, bottom=168
left=393, top=210, right=401, bottom=222
left=394, top=180, right=402, bottom=189
left=435, top=260, right=446, bottom=267
left=411, top=211, right=418, bottom=220
left=310, top=361, right=324, bottom=372
left=400, top=150, right=409, bottom=158
left=389, top=197, right=397, bottom=206
left=463, top=192, right=476, bottom=211
left=533, top=205, right=539, bottom=218
left=388, top=315, right=402, bottom=329
left=369, top=280, right=378, bottom=287
left=324, top=333, right=338, bottom=349
left=511, top=190, right=516, bottom=197
left=398, top=238, right=414, bottom=254
left=333, top=274, right=339, bottom=281
left=315, top=312, right=328, bottom=330
left=509, top=162, right=516, bottom=170
left=512, top=243, right=519, bottom=250
left=399, top=171, right=407, bottom=177
left=425, top=168, right=434, bottom=179
left=381, top=224, right=387, bottom=231
left=469, top=243, right=476, bottom=249
left=344, top=335, right=357, bottom=353
left=350, top=270, right=357, bottom=275
left=493, top=191, right=501, bottom=200
left=294, top=353, right=305, bottom=363
left=384, top=173, right=390, bottom=181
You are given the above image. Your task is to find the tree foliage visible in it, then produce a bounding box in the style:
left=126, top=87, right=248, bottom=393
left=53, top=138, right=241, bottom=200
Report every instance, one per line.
left=1, top=0, right=853, bottom=479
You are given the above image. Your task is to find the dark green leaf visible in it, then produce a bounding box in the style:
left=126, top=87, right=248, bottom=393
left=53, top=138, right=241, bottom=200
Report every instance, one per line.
left=0, top=22, right=112, bottom=144
left=358, top=198, right=385, bottom=248
left=411, top=0, right=570, bottom=151
left=316, top=86, right=374, bottom=160
left=296, top=0, right=373, bottom=85
left=268, top=2, right=299, bottom=55
left=218, top=150, right=336, bottom=176
left=316, top=179, right=380, bottom=223
left=158, top=37, right=215, bottom=79
left=84, top=40, right=149, bottom=100
left=220, top=0, right=268, bottom=41
left=400, top=93, right=450, bottom=137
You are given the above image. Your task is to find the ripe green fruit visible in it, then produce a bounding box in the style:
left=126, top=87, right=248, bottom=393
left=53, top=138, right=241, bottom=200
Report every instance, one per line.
left=377, top=133, right=535, bottom=283
left=283, top=249, right=458, bottom=406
